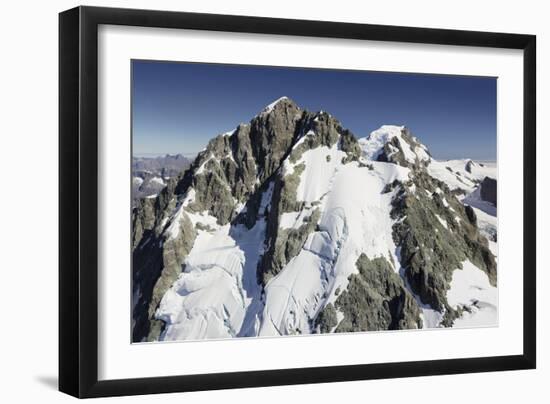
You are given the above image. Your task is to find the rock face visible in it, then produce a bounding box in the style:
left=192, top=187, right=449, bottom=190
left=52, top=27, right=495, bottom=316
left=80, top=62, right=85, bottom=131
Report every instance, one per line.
left=131, top=97, right=498, bottom=342
left=250, top=97, right=303, bottom=182
left=390, top=171, right=496, bottom=325
left=465, top=159, right=474, bottom=173
left=479, top=176, right=497, bottom=206
left=132, top=175, right=197, bottom=342
left=327, top=254, right=422, bottom=332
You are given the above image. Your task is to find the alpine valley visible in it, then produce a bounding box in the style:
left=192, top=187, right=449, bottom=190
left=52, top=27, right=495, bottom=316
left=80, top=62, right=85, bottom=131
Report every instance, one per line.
left=131, top=97, right=498, bottom=343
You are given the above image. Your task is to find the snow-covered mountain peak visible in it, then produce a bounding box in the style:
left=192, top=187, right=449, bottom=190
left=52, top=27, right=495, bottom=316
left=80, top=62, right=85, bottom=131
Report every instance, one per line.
left=261, top=96, right=296, bottom=114
left=359, top=125, right=405, bottom=160
left=358, top=125, right=431, bottom=167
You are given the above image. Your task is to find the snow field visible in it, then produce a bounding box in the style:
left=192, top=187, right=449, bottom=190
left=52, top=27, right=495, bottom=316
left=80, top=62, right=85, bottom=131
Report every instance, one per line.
left=446, top=260, right=498, bottom=328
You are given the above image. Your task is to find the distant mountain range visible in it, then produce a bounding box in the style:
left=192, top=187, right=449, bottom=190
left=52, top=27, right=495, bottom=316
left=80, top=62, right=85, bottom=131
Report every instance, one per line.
left=131, top=97, right=497, bottom=343
left=132, top=154, right=192, bottom=205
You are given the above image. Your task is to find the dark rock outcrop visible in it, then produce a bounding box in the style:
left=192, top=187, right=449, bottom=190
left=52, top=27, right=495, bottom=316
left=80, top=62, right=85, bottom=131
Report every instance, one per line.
left=260, top=208, right=321, bottom=285
left=465, top=159, right=474, bottom=173
left=390, top=171, right=497, bottom=324
left=376, top=127, right=430, bottom=168
left=315, top=303, right=338, bottom=333
left=479, top=176, right=497, bottom=206
left=330, top=254, right=422, bottom=332
left=132, top=203, right=196, bottom=342
left=250, top=98, right=303, bottom=182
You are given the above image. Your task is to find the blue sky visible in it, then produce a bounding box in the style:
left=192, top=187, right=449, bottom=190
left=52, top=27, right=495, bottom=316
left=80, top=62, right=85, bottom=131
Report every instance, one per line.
left=132, top=60, right=496, bottom=160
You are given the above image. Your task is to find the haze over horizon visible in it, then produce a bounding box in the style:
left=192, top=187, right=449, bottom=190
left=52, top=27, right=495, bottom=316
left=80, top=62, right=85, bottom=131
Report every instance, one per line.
left=132, top=60, right=497, bottom=161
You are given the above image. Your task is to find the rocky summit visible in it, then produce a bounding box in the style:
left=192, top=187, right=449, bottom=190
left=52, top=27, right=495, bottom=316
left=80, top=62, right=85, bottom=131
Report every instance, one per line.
left=131, top=97, right=498, bottom=342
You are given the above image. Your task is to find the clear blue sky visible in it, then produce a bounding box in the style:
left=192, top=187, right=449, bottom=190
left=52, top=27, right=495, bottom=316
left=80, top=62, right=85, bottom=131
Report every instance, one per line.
left=132, top=60, right=496, bottom=160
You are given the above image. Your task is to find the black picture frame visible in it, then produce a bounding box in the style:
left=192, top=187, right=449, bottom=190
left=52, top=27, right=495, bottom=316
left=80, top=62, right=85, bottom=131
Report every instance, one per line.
left=59, top=5, right=536, bottom=398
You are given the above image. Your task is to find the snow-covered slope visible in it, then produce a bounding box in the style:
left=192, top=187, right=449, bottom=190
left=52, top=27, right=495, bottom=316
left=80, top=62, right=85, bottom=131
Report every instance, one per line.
left=132, top=98, right=498, bottom=342
left=446, top=260, right=498, bottom=328
left=157, top=217, right=267, bottom=340
left=427, top=159, right=496, bottom=194
left=258, top=146, right=411, bottom=336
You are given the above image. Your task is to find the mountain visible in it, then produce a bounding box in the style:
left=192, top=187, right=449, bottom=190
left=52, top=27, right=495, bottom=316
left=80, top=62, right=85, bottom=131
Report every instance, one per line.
left=132, top=154, right=192, bottom=204
left=133, top=153, right=192, bottom=177
left=131, top=97, right=497, bottom=342
left=426, top=157, right=496, bottom=195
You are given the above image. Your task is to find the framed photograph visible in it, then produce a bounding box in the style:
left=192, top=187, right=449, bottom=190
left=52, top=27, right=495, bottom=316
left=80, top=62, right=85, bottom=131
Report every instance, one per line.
left=59, top=6, right=536, bottom=398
